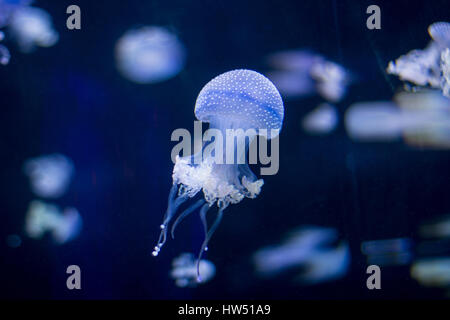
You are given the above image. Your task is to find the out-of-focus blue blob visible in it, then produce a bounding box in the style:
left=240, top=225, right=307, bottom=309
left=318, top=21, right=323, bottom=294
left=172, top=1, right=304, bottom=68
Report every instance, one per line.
left=253, top=226, right=350, bottom=284
left=395, top=90, right=450, bottom=148
left=0, top=0, right=33, bottom=65
left=345, top=92, right=450, bottom=147
left=301, top=103, right=338, bottom=135
left=361, top=238, right=413, bottom=266
left=25, top=200, right=82, bottom=245
left=266, top=71, right=315, bottom=98
left=411, top=258, right=450, bottom=287
left=8, top=6, right=58, bottom=53
left=266, top=50, right=351, bottom=102
left=170, top=253, right=216, bottom=287
left=310, top=60, right=349, bottom=102
left=23, top=154, right=74, bottom=199
left=115, top=26, right=186, bottom=84
left=6, top=234, right=22, bottom=248
left=345, top=101, right=403, bottom=141
left=0, top=0, right=33, bottom=28
left=387, top=22, right=450, bottom=97
left=420, top=215, right=450, bottom=239
left=153, top=70, right=284, bottom=282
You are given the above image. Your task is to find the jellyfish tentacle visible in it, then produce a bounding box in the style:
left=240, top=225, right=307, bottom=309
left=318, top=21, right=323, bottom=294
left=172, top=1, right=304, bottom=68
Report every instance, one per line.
left=196, top=206, right=224, bottom=282
left=171, top=198, right=205, bottom=239
left=152, top=184, right=188, bottom=256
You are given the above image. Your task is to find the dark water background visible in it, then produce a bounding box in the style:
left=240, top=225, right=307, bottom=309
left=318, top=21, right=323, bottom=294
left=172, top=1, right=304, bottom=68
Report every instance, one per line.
left=1, top=0, right=450, bottom=299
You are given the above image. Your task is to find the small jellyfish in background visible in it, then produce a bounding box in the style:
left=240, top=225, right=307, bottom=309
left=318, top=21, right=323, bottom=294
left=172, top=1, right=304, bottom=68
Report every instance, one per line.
left=0, top=0, right=33, bottom=64
left=387, top=22, right=450, bottom=97
left=23, top=154, right=74, bottom=199
left=345, top=91, right=450, bottom=148
left=253, top=226, right=350, bottom=284
left=115, top=26, right=186, bottom=84
left=301, top=103, right=338, bottom=135
left=361, top=238, right=413, bottom=266
left=419, top=215, right=450, bottom=239
left=8, top=5, right=59, bottom=53
left=25, top=200, right=82, bottom=244
left=266, top=50, right=351, bottom=102
left=345, top=101, right=404, bottom=141
left=152, top=69, right=284, bottom=281
left=310, top=60, right=349, bottom=102
left=170, top=253, right=216, bottom=287
left=411, top=258, right=450, bottom=288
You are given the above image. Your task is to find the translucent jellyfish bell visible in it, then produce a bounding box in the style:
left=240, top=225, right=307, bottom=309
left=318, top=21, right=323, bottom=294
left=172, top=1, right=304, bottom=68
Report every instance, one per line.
left=115, top=26, right=186, bottom=84
left=153, top=69, right=284, bottom=281
left=194, top=69, right=284, bottom=135
left=23, top=154, right=74, bottom=199
left=428, top=22, right=450, bottom=48
left=9, top=6, right=59, bottom=53
left=170, top=253, right=216, bottom=287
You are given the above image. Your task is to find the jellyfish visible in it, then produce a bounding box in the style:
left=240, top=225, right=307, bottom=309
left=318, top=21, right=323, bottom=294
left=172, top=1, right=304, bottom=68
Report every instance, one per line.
left=266, top=49, right=351, bottom=102
left=252, top=226, right=350, bottom=284
left=23, top=154, right=74, bottom=198
left=301, top=103, right=338, bottom=135
left=115, top=26, right=186, bottom=84
left=411, top=258, right=450, bottom=287
left=0, top=0, right=33, bottom=64
left=170, top=253, right=216, bottom=287
left=25, top=200, right=82, bottom=244
left=8, top=6, right=59, bottom=53
left=152, top=69, right=284, bottom=281
left=361, top=238, right=413, bottom=266
left=387, top=22, right=450, bottom=97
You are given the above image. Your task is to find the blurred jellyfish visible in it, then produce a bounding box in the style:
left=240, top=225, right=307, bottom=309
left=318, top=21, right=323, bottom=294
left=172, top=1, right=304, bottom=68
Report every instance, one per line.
left=345, top=101, right=404, bottom=141
left=310, top=60, right=349, bottom=102
left=411, top=258, right=450, bottom=287
left=23, top=154, right=74, bottom=199
left=266, top=49, right=351, bottom=102
left=253, top=226, right=350, bottom=284
left=361, top=238, right=413, bottom=266
left=152, top=69, right=284, bottom=282
left=25, top=200, right=82, bottom=244
left=420, top=215, right=450, bottom=239
left=345, top=94, right=450, bottom=148
left=387, top=22, right=450, bottom=97
left=115, top=26, right=186, bottom=84
left=0, top=0, right=33, bottom=64
left=301, top=103, right=338, bottom=134
left=8, top=6, right=58, bottom=53
left=170, top=253, right=216, bottom=287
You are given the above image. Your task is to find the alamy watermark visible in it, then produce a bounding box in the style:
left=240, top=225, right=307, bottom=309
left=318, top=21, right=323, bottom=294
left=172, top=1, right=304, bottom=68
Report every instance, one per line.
left=170, top=121, right=280, bottom=175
